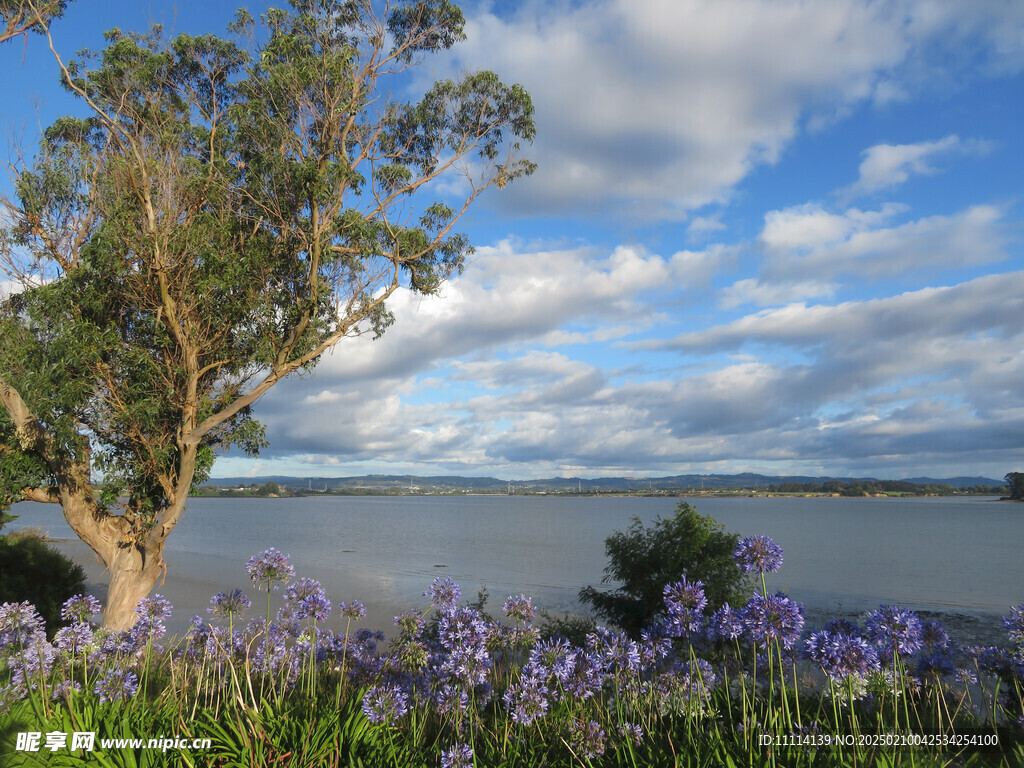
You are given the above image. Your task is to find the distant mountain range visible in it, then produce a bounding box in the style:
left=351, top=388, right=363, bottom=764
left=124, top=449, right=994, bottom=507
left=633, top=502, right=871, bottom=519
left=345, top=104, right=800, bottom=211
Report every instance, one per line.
left=206, top=473, right=1005, bottom=491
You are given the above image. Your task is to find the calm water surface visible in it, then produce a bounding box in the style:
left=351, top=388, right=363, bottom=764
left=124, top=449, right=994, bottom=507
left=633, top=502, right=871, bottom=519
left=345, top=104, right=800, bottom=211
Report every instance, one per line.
left=10, top=495, right=1022, bottom=635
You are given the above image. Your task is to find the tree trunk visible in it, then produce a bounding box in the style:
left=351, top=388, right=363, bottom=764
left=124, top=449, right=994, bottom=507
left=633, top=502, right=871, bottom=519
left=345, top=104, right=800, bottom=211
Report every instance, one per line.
left=103, top=542, right=167, bottom=630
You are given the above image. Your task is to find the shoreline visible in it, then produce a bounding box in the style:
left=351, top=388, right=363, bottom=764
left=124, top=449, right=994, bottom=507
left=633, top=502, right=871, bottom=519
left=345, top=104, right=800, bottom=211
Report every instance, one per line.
left=47, top=537, right=1012, bottom=648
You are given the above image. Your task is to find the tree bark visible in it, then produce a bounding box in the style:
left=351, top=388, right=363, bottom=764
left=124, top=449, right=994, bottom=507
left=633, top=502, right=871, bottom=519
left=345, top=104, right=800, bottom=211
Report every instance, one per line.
left=103, top=542, right=167, bottom=630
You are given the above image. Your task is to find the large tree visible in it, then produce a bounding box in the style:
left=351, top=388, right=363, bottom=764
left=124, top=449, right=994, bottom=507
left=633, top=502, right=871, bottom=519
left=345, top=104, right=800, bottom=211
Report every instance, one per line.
left=0, top=0, right=535, bottom=629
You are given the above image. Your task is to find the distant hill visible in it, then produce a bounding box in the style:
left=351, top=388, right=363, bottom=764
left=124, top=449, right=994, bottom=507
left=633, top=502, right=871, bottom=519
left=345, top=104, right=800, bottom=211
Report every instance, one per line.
left=206, top=473, right=1005, bottom=492
left=901, top=476, right=1005, bottom=488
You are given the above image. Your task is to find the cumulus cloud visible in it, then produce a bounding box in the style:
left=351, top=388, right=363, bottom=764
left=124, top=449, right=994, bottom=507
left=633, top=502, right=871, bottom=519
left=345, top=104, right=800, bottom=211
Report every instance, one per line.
left=428, top=0, right=912, bottom=219
left=658, top=270, right=1024, bottom=353
left=245, top=248, right=1024, bottom=479
left=845, top=135, right=992, bottom=196
left=412, top=0, right=1024, bottom=220
left=759, top=203, right=1007, bottom=282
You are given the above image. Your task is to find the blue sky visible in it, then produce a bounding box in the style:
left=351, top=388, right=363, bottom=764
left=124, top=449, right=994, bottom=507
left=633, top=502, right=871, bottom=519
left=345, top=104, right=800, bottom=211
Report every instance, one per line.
left=3, top=0, right=1023, bottom=480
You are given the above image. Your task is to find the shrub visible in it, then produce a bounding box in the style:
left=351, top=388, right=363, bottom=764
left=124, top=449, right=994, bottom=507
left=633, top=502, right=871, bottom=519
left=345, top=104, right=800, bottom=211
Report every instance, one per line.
left=579, top=502, right=751, bottom=637
left=0, top=530, right=86, bottom=636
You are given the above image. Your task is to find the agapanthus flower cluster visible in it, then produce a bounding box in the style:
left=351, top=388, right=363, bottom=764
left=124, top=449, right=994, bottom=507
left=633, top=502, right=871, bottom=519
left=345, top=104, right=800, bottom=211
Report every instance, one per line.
left=436, top=606, right=492, bottom=688
left=681, top=658, right=717, bottom=701
left=132, top=595, right=173, bottom=642
left=361, top=682, right=410, bottom=724
left=440, top=743, right=473, bottom=768
left=61, top=594, right=102, bottom=624
left=425, top=577, right=461, bottom=613
left=245, top=548, right=295, bottom=591
left=734, top=535, right=784, bottom=574
left=707, top=602, right=744, bottom=642
left=209, top=589, right=251, bottom=619
left=503, top=671, right=550, bottom=725
left=865, top=605, right=924, bottom=658
left=1004, top=603, right=1024, bottom=646
left=503, top=594, right=535, bottom=623
left=568, top=718, right=606, bottom=760
left=0, top=602, right=46, bottom=653
left=338, top=601, right=366, bottom=619
left=618, top=722, right=644, bottom=746
left=54, top=622, right=95, bottom=655
left=743, top=592, right=805, bottom=649
left=587, top=627, right=641, bottom=680
left=662, top=576, right=707, bottom=638
left=805, top=629, right=880, bottom=681
left=94, top=669, right=139, bottom=703
left=284, top=578, right=331, bottom=623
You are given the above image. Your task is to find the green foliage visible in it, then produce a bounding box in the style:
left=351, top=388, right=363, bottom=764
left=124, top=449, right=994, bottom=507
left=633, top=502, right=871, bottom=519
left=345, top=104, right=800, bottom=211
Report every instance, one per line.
left=579, top=502, right=751, bottom=637
left=0, top=1, right=70, bottom=45
left=1006, top=471, right=1024, bottom=500
left=0, top=531, right=86, bottom=636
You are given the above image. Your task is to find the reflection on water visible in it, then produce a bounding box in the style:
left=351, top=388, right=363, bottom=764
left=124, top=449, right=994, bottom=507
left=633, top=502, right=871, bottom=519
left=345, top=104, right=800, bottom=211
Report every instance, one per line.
left=11, top=494, right=1021, bottom=636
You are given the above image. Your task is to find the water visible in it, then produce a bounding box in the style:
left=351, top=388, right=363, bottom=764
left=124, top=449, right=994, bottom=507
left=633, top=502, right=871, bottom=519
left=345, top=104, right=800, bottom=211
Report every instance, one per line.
left=8, top=495, right=1021, bottom=638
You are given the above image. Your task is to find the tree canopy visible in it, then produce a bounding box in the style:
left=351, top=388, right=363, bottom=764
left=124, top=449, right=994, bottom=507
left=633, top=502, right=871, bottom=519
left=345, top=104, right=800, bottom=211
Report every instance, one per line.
left=0, top=0, right=70, bottom=45
left=0, top=0, right=535, bottom=628
left=1006, top=472, right=1024, bottom=501
left=578, top=502, right=751, bottom=638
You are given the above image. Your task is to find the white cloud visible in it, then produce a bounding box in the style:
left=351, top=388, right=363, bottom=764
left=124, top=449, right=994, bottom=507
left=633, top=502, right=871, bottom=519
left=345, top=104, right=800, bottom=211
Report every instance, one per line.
left=760, top=203, right=907, bottom=252
left=760, top=203, right=1007, bottom=281
left=846, top=135, right=992, bottom=195
left=430, top=0, right=914, bottom=219
left=413, top=0, right=1023, bottom=221
left=718, top=278, right=838, bottom=309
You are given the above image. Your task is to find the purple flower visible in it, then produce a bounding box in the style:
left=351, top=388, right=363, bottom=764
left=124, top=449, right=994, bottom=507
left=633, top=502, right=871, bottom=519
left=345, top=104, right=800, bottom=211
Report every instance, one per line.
left=285, top=579, right=331, bottom=622
left=433, top=682, right=470, bottom=717
left=865, top=605, right=924, bottom=658
left=921, top=620, right=949, bottom=650
left=805, top=630, right=880, bottom=681
left=743, top=592, right=804, bottom=649
left=527, top=637, right=578, bottom=684
left=1003, top=604, right=1024, bottom=646
left=503, top=594, right=535, bottom=622
left=587, top=627, right=641, bottom=679
left=133, top=595, right=173, bottom=640
left=663, top=576, right=707, bottom=638
left=618, top=722, right=644, bottom=746
left=682, top=658, right=717, bottom=700
left=440, top=743, right=473, bottom=768
left=362, top=683, right=409, bottom=724
left=61, top=595, right=103, bottom=623
left=664, top=576, right=708, bottom=614
left=0, top=602, right=45, bottom=652
left=502, top=672, right=550, bottom=725
left=734, top=535, right=784, bottom=574
left=568, top=719, right=606, bottom=760
left=245, top=548, right=295, bottom=591
left=209, top=589, right=252, bottom=619
left=339, top=601, right=366, bottom=619
left=54, top=622, right=94, bottom=654
left=425, top=577, right=461, bottom=612
left=917, top=652, right=956, bottom=681
left=707, top=603, right=745, bottom=641
left=94, top=669, right=139, bottom=703
left=436, top=606, right=492, bottom=687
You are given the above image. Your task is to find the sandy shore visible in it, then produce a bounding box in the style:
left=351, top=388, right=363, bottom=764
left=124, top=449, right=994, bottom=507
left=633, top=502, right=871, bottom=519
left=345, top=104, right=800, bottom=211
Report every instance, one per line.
left=47, top=537, right=1012, bottom=649
left=49, top=538, right=415, bottom=639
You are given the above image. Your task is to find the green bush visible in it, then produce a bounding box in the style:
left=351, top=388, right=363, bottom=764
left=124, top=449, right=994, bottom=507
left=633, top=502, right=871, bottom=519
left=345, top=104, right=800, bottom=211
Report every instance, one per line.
left=579, top=501, right=751, bottom=637
left=0, top=530, right=86, bottom=636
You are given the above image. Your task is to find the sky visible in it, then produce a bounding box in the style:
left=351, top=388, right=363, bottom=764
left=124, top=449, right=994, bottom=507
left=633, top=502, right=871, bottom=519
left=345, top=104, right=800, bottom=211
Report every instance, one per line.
left=2, top=0, right=1023, bottom=481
